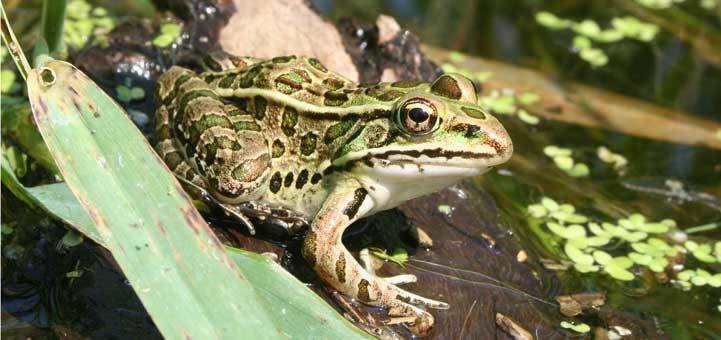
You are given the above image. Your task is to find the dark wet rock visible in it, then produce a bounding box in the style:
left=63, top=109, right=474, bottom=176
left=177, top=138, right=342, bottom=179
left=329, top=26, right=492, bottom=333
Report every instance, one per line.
left=336, top=16, right=442, bottom=84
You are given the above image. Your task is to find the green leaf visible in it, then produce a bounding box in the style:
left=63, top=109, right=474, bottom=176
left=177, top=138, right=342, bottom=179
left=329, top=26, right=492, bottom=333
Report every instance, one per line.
left=565, top=243, right=594, bottom=265
left=527, top=204, right=547, bottom=218
left=26, top=59, right=367, bottom=339
left=553, top=155, right=574, bottom=170
left=604, top=265, right=635, bottom=281
left=152, top=34, right=175, bottom=47
left=27, top=182, right=102, bottom=243
left=560, top=321, right=591, bottom=333
left=547, top=222, right=587, bottom=239
left=60, top=228, right=84, bottom=247
left=1, top=69, right=16, bottom=93
left=160, top=23, right=181, bottom=36
left=370, top=247, right=409, bottom=267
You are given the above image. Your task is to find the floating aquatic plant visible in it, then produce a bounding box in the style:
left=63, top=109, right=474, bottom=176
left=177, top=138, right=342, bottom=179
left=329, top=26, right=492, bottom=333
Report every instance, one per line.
left=560, top=321, right=591, bottom=333
left=527, top=196, right=719, bottom=286
left=597, top=146, right=628, bottom=173
left=153, top=23, right=182, bottom=48
left=535, top=11, right=659, bottom=67
left=543, top=146, right=589, bottom=177
left=369, top=248, right=409, bottom=267
left=64, top=0, right=115, bottom=49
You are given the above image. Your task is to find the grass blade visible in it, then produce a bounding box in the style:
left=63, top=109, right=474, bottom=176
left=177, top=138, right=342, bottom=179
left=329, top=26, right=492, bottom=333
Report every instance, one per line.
left=25, top=58, right=367, bottom=339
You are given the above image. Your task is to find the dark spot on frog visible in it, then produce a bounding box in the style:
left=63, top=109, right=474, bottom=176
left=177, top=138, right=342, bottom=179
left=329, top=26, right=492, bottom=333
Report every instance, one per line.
left=269, top=171, right=282, bottom=193
left=253, top=96, right=267, bottom=120
left=308, top=58, right=327, bottom=73
left=271, top=56, right=293, bottom=63
left=335, top=253, right=346, bottom=283
left=431, top=75, right=462, bottom=100
left=357, top=279, right=371, bottom=302
left=461, top=107, right=486, bottom=119
left=271, top=139, right=285, bottom=158
left=396, top=294, right=412, bottom=304
left=310, top=173, right=322, bottom=184
left=295, top=169, right=309, bottom=189
left=302, top=230, right=318, bottom=266
left=369, top=186, right=376, bottom=191
left=343, top=188, right=368, bottom=219
left=300, top=132, right=318, bottom=156
left=284, top=172, right=294, bottom=187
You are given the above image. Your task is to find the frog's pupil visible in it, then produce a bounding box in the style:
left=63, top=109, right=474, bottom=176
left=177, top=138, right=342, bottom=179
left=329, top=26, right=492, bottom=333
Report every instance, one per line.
left=408, top=107, right=428, bottom=123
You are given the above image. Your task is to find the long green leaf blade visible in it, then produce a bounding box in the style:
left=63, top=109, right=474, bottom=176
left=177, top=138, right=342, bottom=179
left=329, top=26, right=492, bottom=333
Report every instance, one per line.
left=25, top=58, right=367, bottom=339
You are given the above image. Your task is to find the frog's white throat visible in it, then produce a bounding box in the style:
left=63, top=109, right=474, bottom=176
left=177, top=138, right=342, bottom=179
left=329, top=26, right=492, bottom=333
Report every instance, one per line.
left=352, top=161, right=491, bottom=214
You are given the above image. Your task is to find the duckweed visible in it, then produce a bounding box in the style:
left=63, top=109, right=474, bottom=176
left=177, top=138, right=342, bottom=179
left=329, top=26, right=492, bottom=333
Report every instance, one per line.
left=64, top=0, right=115, bottom=49
left=437, top=204, right=452, bottom=215
left=549, top=222, right=587, bottom=239
left=448, top=51, right=466, bottom=63
left=543, top=146, right=590, bottom=177
left=635, top=0, right=684, bottom=9
left=116, top=85, right=146, bottom=102
left=535, top=11, right=659, bottom=67
left=441, top=63, right=493, bottom=82
left=517, top=110, right=540, bottom=125
left=2, top=69, right=17, bottom=93
left=153, top=23, right=182, bottom=48
left=479, top=93, right=516, bottom=115
left=517, top=92, right=541, bottom=105
left=477, top=90, right=544, bottom=125
left=526, top=196, right=719, bottom=286
left=598, top=146, right=628, bottom=172
left=560, top=321, right=591, bottom=333
left=369, top=248, right=409, bottom=267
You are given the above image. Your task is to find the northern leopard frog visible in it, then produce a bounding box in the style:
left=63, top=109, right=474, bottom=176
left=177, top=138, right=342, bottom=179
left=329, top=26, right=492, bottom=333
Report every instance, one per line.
left=155, top=55, right=513, bottom=332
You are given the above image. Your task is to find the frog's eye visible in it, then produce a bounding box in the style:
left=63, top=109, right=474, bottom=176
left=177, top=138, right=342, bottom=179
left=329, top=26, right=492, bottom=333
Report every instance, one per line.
left=396, top=99, right=439, bottom=135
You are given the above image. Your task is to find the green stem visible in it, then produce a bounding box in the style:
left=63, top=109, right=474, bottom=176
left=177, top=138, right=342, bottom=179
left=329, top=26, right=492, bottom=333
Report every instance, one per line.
left=0, top=3, right=31, bottom=80
left=684, top=222, right=720, bottom=234
left=39, top=0, right=66, bottom=56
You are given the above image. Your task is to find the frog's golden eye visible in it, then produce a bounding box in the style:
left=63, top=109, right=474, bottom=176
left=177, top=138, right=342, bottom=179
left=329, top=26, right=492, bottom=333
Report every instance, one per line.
left=396, top=99, right=439, bottom=136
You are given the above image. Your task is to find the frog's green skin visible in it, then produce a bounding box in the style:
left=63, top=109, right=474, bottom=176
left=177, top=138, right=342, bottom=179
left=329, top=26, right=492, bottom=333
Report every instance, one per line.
left=155, top=55, right=512, bottom=330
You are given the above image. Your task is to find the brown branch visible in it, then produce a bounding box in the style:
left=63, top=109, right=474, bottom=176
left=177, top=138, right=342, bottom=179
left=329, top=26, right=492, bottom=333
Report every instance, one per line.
left=425, top=46, right=721, bottom=150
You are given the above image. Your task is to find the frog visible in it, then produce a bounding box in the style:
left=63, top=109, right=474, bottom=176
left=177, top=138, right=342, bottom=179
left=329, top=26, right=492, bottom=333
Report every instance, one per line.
left=154, top=54, right=513, bottom=333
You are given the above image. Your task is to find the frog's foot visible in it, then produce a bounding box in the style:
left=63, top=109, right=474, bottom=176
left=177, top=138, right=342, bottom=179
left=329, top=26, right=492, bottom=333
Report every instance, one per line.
left=217, top=202, right=257, bottom=235
left=236, top=201, right=309, bottom=236
left=171, top=173, right=258, bottom=234
left=304, top=237, right=448, bottom=335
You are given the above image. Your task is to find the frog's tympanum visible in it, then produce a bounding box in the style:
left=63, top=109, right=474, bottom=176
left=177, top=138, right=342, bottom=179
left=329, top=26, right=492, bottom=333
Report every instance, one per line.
left=155, top=55, right=512, bottom=331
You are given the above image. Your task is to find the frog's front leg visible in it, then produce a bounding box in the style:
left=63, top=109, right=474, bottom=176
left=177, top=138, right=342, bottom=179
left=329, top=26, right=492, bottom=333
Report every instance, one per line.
left=302, top=178, right=448, bottom=332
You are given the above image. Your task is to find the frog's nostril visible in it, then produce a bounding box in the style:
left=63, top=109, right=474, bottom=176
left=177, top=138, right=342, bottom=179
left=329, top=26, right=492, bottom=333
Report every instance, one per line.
left=465, top=124, right=481, bottom=138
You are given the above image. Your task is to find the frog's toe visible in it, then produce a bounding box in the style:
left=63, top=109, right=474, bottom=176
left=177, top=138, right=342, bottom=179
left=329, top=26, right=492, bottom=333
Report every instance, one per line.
left=383, top=274, right=417, bottom=285
left=218, top=203, right=257, bottom=235
left=393, top=285, right=450, bottom=310
left=387, top=302, right=435, bottom=337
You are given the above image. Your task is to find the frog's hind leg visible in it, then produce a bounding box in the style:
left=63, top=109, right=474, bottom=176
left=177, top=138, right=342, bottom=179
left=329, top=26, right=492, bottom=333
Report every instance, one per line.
left=156, top=107, right=259, bottom=235
left=303, top=179, right=448, bottom=335
left=155, top=67, right=270, bottom=234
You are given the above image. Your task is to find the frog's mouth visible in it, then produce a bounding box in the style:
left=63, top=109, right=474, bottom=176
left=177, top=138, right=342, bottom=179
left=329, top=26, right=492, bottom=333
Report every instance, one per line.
left=333, top=141, right=511, bottom=173
left=329, top=142, right=512, bottom=211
